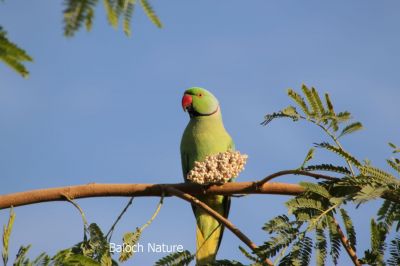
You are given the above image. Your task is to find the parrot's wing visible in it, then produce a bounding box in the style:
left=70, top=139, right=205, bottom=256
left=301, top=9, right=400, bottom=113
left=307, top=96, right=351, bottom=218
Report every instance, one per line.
left=228, top=138, right=235, bottom=151
left=180, top=151, right=190, bottom=181
left=215, top=138, right=235, bottom=251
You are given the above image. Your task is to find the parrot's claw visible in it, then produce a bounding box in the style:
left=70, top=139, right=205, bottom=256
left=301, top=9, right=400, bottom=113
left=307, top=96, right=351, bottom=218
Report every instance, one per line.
left=202, top=184, right=212, bottom=194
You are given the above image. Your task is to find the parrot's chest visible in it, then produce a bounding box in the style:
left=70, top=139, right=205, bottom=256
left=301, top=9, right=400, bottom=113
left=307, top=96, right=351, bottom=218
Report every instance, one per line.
left=181, top=121, right=232, bottom=161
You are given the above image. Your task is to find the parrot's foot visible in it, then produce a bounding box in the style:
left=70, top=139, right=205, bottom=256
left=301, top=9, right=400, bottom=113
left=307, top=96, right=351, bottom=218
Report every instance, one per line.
left=201, top=184, right=213, bottom=194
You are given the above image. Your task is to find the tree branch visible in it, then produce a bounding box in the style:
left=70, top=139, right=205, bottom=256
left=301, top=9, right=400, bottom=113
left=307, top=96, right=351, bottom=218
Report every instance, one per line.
left=0, top=182, right=304, bottom=210
left=0, top=169, right=343, bottom=210
left=332, top=217, right=361, bottom=266
left=256, top=169, right=339, bottom=187
left=164, top=186, right=274, bottom=266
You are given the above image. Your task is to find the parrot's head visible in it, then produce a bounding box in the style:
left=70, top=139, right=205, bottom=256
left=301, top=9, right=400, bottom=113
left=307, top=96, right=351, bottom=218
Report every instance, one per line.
left=181, top=87, right=219, bottom=117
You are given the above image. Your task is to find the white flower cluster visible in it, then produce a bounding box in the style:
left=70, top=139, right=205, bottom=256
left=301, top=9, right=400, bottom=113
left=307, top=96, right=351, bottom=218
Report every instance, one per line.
left=187, top=151, right=248, bottom=185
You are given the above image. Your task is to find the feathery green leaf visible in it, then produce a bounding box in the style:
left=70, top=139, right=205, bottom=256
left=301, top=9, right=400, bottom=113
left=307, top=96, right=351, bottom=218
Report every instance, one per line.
left=361, top=220, right=387, bottom=265
left=324, top=93, right=339, bottom=131
left=154, top=250, right=194, bottom=266
left=339, top=208, right=356, bottom=251
left=32, top=252, right=51, bottom=266
left=387, top=159, right=400, bottom=174
left=211, top=260, right=247, bottom=266
left=2, top=207, right=15, bottom=266
left=14, top=245, right=31, bottom=266
left=388, top=237, right=400, bottom=266
left=13, top=245, right=51, bottom=266
left=377, top=199, right=400, bottom=231
left=140, top=0, right=162, bottom=28
left=327, top=216, right=341, bottom=265
left=299, top=182, right=331, bottom=199
left=389, top=142, right=400, bottom=153
left=281, top=106, right=300, bottom=119
left=103, top=0, right=120, bottom=28
left=311, top=87, right=325, bottom=118
left=262, top=215, right=292, bottom=233
left=303, top=164, right=351, bottom=175
left=119, top=228, right=142, bottom=262
left=315, top=142, right=361, bottom=167
left=60, top=254, right=101, bottom=265
left=256, top=235, right=296, bottom=259
left=261, top=107, right=300, bottom=126
left=0, top=27, right=32, bottom=77
left=300, top=148, right=315, bottom=168
left=353, top=185, right=387, bottom=204
left=359, top=165, right=398, bottom=184
left=279, top=235, right=312, bottom=266
left=238, top=246, right=259, bottom=263
left=63, top=0, right=99, bottom=36
left=258, top=216, right=300, bottom=259
left=287, top=88, right=311, bottom=116
left=123, top=0, right=136, bottom=36
left=315, top=229, right=327, bottom=266
left=286, top=198, right=325, bottom=214
left=85, top=7, right=94, bottom=31
left=335, top=111, right=351, bottom=123
left=302, top=84, right=318, bottom=117
left=324, top=93, right=334, bottom=116
left=338, top=122, right=363, bottom=138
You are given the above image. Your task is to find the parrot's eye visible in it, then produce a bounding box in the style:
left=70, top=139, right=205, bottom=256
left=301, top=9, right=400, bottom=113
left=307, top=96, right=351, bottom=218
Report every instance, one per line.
left=198, top=93, right=203, bottom=97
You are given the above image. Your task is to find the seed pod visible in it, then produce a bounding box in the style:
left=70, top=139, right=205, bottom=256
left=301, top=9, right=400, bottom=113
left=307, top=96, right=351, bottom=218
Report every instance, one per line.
left=186, top=151, right=248, bottom=185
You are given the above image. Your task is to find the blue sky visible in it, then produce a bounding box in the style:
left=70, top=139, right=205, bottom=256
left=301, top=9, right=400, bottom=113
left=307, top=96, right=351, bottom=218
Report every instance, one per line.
left=1, top=0, right=399, bottom=265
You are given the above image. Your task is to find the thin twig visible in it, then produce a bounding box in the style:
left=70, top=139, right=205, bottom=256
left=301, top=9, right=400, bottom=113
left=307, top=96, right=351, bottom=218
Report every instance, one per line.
left=296, top=114, right=357, bottom=177
left=106, top=197, right=134, bottom=241
left=273, top=245, right=289, bottom=266
left=164, top=186, right=274, bottom=266
left=256, top=169, right=339, bottom=187
left=308, top=202, right=341, bottom=231
left=140, top=193, right=164, bottom=231
left=62, top=194, right=89, bottom=241
left=319, top=124, right=356, bottom=177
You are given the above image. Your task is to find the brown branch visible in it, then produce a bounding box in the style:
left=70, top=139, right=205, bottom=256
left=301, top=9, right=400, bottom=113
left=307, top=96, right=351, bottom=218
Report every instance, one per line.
left=164, top=186, right=274, bottom=266
left=332, top=217, right=361, bottom=266
left=256, top=169, right=339, bottom=186
left=0, top=182, right=304, bottom=210
left=0, top=169, right=343, bottom=210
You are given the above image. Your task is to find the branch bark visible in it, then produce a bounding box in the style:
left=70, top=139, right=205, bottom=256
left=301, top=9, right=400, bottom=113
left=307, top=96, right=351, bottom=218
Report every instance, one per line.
left=333, top=217, right=361, bottom=266
left=256, top=170, right=339, bottom=186
left=0, top=169, right=343, bottom=210
left=0, top=182, right=304, bottom=210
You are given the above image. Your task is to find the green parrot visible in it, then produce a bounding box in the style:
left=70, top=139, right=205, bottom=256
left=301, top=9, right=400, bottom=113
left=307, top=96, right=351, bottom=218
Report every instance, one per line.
left=180, top=87, right=235, bottom=265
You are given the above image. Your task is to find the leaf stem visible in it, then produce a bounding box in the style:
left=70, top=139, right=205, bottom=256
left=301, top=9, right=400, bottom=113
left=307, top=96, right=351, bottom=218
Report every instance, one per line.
left=320, top=124, right=356, bottom=177
left=106, top=197, right=134, bottom=241
left=308, top=203, right=341, bottom=231
left=140, top=193, right=164, bottom=231
left=297, top=114, right=357, bottom=177
left=62, top=194, right=88, bottom=241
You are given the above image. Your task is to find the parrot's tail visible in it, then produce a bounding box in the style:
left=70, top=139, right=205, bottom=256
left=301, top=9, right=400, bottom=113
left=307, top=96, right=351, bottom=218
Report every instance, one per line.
left=195, top=217, right=223, bottom=265
left=194, top=195, right=228, bottom=266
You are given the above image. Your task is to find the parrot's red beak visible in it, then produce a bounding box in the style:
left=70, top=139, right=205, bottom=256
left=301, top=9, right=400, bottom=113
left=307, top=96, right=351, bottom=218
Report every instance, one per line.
left=182, top=94, right=192, bottom=111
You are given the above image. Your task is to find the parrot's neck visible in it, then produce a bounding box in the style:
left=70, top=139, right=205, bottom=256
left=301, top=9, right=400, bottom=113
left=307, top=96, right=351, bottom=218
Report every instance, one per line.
left=189, top=107, right=223, bottom=123
left=186, top=107, right=228, bottom=135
